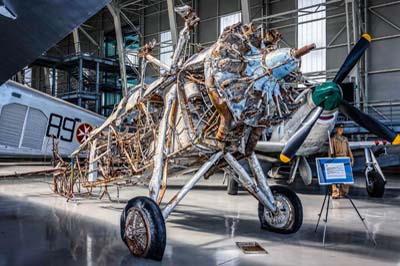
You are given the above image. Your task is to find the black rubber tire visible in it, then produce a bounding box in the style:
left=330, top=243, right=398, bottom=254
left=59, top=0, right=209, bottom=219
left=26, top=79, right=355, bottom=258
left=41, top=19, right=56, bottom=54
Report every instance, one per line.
left=120, top=196, right=166, bottom=261
left=366, top=171, right=385, bottom=198
left=227, top=176, right=239, bottom=195
left=258, top=185, right=303, bottom=234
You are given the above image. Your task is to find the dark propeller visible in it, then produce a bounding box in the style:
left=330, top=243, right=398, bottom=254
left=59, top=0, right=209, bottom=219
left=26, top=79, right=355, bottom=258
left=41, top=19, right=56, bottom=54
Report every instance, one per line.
left=339, top=101, right=399, bottom=142
left=279, top=106, right=323, bottom=163
left=280, top=33, right=400, bottom=163
left=333, top=34, right=371, bottom=84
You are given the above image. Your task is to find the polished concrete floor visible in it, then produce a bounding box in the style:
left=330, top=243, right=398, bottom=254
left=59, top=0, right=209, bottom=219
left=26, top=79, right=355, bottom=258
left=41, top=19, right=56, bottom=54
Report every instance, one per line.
left=0, top=173, right=399, bottom=266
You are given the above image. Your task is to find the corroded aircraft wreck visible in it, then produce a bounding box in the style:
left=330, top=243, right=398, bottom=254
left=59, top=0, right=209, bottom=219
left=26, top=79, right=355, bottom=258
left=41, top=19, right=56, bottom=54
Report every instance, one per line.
left=54, top=5, right=312, bottom=260
left=52, top=4, right=399, bottom=261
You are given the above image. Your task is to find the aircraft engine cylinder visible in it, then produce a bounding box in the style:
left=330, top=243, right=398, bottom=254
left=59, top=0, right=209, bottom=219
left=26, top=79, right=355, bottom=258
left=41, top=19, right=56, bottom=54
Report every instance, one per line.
left=264, top=48, right=299, bottom=80
left=184, top=81, right=201, bottom=99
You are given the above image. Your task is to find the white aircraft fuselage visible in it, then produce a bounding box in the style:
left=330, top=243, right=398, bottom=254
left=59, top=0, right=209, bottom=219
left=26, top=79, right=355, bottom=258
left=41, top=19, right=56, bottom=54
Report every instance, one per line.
left=256, top=90, right=338, bottom=157
left=271, top=92, right=338, bottom=156
left=0, top=80, right=105, bottom=158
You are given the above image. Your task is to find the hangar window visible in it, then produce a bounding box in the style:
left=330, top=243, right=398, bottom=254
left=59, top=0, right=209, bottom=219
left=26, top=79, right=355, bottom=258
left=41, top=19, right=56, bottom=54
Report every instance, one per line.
left=49, top=68, right=57, bottom=95
left=298, top=0, right=326, bottom=80
left=126, top=34, right=140, bottom=67
left=219, top=12, right=242, bottom=34
left=159, top=31, right=173, bottom=74
left=24, top=67, right=32, bottom=87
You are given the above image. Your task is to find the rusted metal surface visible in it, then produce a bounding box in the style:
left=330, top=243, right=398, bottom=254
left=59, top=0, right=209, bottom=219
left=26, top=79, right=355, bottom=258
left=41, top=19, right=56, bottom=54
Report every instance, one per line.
left=0, top=167, right=63, bottom=179
left=125, top=207, right=151, bottom=257
left=52, top=5, right=315, bottom=216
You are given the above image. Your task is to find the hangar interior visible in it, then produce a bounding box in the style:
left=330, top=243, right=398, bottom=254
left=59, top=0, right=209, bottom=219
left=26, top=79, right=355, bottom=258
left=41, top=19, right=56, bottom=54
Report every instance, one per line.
left=16, top=0, right=400, bottom=124
left=0, top=0, right=400, bottom=266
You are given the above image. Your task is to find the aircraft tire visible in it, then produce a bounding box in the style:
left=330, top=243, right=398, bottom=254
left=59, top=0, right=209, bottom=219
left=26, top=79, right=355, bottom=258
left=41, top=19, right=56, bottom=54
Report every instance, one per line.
left=366, top=171, right=385, bottom=198
left=258, top=186, right=303, bottom=234
left=120, top=196, right=166, bottom=261
left=227, top=176, right=239, bottom=195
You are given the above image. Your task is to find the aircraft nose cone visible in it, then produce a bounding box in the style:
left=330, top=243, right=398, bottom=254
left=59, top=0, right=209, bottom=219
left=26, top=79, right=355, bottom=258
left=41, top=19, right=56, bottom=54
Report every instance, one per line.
left=311, top=81, right=343, bottom=111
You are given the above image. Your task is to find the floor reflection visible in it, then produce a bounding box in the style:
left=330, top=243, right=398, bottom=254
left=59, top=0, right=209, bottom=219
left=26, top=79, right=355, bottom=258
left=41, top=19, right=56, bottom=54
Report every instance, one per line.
left=0, top=174, right=399, bottom=266
left=0, top=196, right=128, bottom=266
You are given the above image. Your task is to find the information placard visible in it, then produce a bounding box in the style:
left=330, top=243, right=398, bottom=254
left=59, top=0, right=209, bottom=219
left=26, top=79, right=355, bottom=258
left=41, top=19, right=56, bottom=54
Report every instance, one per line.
left=316, top=157, right=353, bottom=185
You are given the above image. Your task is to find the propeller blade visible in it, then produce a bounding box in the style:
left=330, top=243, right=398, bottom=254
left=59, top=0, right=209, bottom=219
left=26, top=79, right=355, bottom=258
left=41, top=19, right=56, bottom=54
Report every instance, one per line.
left=280, top=106, right=324, bottom=163
left=333, top=34, right=371, bottom=84
left=339, top=101, right=400, bottom=144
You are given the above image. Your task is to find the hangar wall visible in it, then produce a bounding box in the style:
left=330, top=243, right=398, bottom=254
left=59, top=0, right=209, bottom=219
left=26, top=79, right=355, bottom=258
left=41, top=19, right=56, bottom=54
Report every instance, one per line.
left=141, top=0, right=400, bottom=110
left=19, top=0, right=400, bottom=120
left=367, top=0, right=400, bottom=102
left=143, top=0, right=264, bottom=52
left=325, top=0, right=400, bottom=105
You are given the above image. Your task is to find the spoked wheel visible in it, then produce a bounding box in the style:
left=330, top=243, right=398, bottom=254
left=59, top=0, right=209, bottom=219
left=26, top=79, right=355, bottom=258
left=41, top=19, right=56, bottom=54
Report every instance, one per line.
left=258, top=186, right=303, bottom=234
left=120, top=196, right=166, bottom=261
left=366, top=171, right=385, bottom=198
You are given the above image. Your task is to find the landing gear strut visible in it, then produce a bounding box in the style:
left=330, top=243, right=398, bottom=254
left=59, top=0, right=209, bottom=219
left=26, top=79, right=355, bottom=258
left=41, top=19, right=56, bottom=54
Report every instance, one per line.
left=224, top=153, right=303, bottom=234
left=121, top=152, right=303, bottom=261
left=364, top=147, right=386, bottom=198
left=227, top=175, right=239, bottom=195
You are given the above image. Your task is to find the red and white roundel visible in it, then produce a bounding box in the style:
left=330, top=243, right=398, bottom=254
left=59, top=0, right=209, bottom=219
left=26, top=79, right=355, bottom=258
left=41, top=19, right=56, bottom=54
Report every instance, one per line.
left=76, top=123, right=93, bottom=144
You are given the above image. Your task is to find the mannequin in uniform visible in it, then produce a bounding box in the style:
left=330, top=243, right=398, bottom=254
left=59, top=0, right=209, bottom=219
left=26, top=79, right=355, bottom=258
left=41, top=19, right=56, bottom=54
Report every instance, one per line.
left=329, top=124, right=354, bottom=199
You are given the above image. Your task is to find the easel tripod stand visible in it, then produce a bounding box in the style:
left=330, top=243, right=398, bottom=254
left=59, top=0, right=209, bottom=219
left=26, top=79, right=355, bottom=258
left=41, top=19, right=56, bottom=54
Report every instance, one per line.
left=314, top=184, right=377, bottom=246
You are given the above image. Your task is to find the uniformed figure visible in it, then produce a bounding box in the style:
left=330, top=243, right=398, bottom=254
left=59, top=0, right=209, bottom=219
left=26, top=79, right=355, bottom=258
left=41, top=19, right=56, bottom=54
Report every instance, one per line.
left=329, top=124, right=354, bottom=199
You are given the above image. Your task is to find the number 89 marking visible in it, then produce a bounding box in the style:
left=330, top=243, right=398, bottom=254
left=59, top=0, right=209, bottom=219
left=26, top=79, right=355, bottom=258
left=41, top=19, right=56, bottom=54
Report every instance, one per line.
left=46, top=113, right=77, bottom=142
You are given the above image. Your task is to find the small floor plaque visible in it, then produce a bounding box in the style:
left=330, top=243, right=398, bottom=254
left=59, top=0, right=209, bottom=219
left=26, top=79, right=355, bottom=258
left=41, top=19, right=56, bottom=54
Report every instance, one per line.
left=236, top=242, right=268, bottom=254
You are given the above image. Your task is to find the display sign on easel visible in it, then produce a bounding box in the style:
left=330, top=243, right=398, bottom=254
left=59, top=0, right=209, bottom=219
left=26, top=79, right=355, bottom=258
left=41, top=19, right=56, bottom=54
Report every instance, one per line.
left=314, top=156, right=376, bottom=246
left=316, top=157, right=354, bottom=185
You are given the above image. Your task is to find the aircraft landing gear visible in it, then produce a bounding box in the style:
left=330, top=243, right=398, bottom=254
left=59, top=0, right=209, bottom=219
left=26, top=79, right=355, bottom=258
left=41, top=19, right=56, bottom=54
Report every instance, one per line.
left=224, top=153, right=303, bottom=234
left=120, top=196, right=166, bottom=261
left=121, top=151, right=224, bottom=261
left=227, top=175, right=239, bottom=195
left=258, top=185, right=303, bottom=234
left=225, top=159, right=273, bottom=196
left=366, top=171, right=385, bottom=198
left=364, top=147, right=386, bottom=198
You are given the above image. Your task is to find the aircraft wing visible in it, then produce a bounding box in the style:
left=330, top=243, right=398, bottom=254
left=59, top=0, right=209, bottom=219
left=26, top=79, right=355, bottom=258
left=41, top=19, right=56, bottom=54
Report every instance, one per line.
left=0, top=0, right=111, bottom=85
left=256, top=140, right=388, bottom=153
left=349, top=141, right=390, bottom=150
